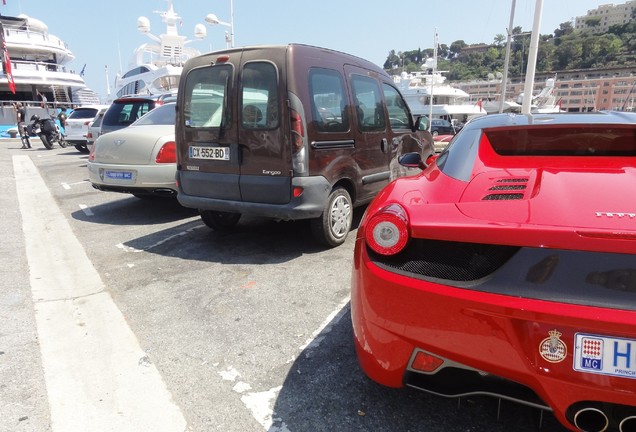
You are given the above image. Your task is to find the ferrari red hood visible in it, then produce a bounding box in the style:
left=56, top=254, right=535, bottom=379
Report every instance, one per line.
left=456, top=168, right=636, bottom=231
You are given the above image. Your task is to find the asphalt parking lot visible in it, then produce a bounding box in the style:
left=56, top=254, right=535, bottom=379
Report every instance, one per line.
left=0, top=141, right=568, bottom=432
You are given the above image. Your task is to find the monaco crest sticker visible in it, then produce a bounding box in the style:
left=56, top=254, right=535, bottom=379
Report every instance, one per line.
left=539, top=329, right=567, bottom=363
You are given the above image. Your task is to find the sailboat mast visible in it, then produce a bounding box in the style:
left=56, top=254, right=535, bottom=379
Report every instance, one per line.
left=499, top=0, right=516, bottom=113
left=428, top=29, right=437, bottom=128
left=521, top=0, right=544, bottom=115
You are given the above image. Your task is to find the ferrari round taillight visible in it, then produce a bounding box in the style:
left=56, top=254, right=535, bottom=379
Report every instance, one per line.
left=365, top=204, right=409, bottom=255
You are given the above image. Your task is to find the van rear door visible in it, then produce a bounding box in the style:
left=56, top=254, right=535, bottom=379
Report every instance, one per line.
left=236, top=50, right=290, bottom=204
left=180, top=60, right=240, bottom=200
left=179, top=50, right=289, bottom=204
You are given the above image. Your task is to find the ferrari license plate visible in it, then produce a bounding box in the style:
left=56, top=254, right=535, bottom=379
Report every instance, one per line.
left=574, top=333, right=636, bottom=379
left=189, top=146, right=229, bottom=161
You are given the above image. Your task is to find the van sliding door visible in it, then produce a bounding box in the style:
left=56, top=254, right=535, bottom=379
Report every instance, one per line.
left=345, top=65, right=392, bottom=201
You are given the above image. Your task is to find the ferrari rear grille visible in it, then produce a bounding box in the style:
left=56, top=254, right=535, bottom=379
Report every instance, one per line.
left=483, top=193, right=524, bottom=200
left=369, top=239, right=519, bottom=282
left=497, top=178, right=528, bottom=183
left=482, top=177, right=528, bottom=200
left=489, top=185, right=526, bottom=191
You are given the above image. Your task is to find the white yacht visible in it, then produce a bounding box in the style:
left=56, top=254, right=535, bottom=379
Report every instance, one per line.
left=0, top=14, right=98, bottom=106
left=475, top=77, right=563, bottom=114
left=113, top=1, right=206, bottom=99
left=393, top=58, right=486, bottom=124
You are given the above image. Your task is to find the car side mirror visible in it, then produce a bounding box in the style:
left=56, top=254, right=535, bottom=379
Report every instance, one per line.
left=398, top=151, right=436, bottom=170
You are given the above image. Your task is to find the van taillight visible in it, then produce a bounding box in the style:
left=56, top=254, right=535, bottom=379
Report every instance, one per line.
left=290, top=109, right=304, bottom=152
left=156, top=141, right=176, bottom=163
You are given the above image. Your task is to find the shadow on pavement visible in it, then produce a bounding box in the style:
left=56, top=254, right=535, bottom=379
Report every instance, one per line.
left=78, top=199, right=367, bottom=264
left=270, top=305, right=569, bottom=432
left=71, top=194, right=198, bottom=225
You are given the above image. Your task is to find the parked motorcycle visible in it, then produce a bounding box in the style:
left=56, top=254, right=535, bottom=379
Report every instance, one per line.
left=28, top=114, right=67, bottom=150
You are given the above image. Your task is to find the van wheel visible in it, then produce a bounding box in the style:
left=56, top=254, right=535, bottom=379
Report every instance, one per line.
left=310, top=187, right=352, bottom=247
left=200, top=210, right=241, bottom=231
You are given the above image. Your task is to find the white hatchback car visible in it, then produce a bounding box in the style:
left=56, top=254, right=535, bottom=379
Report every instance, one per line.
left=87, top=102, right=176, bottom=199
left=86, top=107, right=108, bottom=150
left=65, top=104, right=110, bottom=153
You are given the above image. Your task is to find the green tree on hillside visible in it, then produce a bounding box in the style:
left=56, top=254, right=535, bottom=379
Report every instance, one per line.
left=384, top=20, right=636, bottom=81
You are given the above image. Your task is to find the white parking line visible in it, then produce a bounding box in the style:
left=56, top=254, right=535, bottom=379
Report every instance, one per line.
left=62, top=180, right=89, bottom=190
left=218, top=297, right=350, bottom=431
left=13, top=155, right=187, bottom=432
left=79, top=203, right=94, bottom=216
left=116, top=224, right=205, bottom=253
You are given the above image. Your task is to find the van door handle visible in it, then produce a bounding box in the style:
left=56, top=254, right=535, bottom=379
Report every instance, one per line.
left=380, top=138, right=388, bottom=153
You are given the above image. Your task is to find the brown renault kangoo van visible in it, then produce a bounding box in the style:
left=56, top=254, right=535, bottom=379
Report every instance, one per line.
left=175, top=44, right=433, bottom=247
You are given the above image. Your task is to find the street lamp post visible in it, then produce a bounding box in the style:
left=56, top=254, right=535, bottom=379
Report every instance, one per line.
left=205, top=0, right=234, bottom=48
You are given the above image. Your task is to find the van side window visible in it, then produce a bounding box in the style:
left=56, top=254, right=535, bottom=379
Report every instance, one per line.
left=183, top=64, right=232, bottom=128
left=309, top=68, right=349, bottom=133
left=382, top=84, right=411, bottom=130
left=241, top=62, right=278, bottom=130
left=350, top=75, right=386, bottom=132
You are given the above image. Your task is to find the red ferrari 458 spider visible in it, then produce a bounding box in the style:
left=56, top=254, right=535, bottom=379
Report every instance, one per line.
left=351, top=111, right=636, bottom=432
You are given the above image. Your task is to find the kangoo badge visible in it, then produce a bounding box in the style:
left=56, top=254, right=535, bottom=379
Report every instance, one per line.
left=539, top=329, right=567, bottom=363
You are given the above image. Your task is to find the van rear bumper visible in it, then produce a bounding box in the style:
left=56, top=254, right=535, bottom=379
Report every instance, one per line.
left=176, top=174, right=331, bottom=221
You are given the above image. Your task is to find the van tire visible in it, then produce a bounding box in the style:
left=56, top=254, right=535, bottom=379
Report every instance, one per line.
left=310, top=187, right=352, bottom=247
left=200, top=210, right=241, bottom=231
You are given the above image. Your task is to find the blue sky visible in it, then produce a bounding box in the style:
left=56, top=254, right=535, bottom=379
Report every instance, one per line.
left=1, top=0, right=620, bottom=101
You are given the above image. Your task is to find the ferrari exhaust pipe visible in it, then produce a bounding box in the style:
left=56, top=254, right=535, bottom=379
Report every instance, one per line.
left=573, top=407, right=609, bottom=432
left=619, top=415, right=636, bottom=432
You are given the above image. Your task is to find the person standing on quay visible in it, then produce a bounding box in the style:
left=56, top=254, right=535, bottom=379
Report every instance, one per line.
left=15, top=102, right=31, bottom=149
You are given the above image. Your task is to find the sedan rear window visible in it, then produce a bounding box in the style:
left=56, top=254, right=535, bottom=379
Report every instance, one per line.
left=133, top=103, right=175, bottom=126
left=68, top=108, right=98, bottom=119
left=485, top=126, right=636, bottom=156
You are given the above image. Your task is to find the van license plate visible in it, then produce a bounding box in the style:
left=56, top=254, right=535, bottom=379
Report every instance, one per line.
left=189, top=146, right=229, bottom=161
left=573, top=333, right=636, bottom=379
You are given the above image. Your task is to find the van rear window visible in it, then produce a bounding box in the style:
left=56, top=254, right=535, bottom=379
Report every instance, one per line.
left=485, top=126, right=636, bottom=156
left=183, top=64, right=232, bottom=128
left=241, top=62, right=279, bottom=130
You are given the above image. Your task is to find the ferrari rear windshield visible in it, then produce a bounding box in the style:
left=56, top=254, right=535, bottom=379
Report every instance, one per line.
left=485, top=126, right=636, bottom=156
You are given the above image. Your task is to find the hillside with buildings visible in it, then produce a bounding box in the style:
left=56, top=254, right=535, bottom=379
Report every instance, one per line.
left=387, top=1, right=636, bottom=112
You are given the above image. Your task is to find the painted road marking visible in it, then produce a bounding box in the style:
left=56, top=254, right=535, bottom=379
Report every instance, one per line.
left=61, top=180, right=88, bottom=190
left=218, top=297, right=351, bottom=431
left=13, top=155, right=187, bottom=432
left=116, top=224, right=205, bottom=253
left=79, top=203, right=94, bottom=216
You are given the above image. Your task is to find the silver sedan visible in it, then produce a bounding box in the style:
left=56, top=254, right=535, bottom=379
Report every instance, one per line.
left=88, top=102, right=177, bottom=199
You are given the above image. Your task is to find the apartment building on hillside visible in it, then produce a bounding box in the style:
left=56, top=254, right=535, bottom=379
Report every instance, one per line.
left=574, top=1, right=636, bottom=33
left=456, top=65, right=636, bottom=113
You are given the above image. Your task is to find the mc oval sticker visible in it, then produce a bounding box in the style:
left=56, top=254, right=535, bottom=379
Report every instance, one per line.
left=539, top=329, right=567, bottom=363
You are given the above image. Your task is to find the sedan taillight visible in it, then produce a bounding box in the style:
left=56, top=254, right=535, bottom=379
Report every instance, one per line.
left=365, top=204, right=410, bottom=255
left=156, top=141, right=176, bottom=163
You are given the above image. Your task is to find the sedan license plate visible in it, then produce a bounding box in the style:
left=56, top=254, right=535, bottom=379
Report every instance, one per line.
left=105, top=170, right=134, bottom=182
left=189, top=146, right=229, bottom=161
left=574, top=333, right=636, bottom=379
